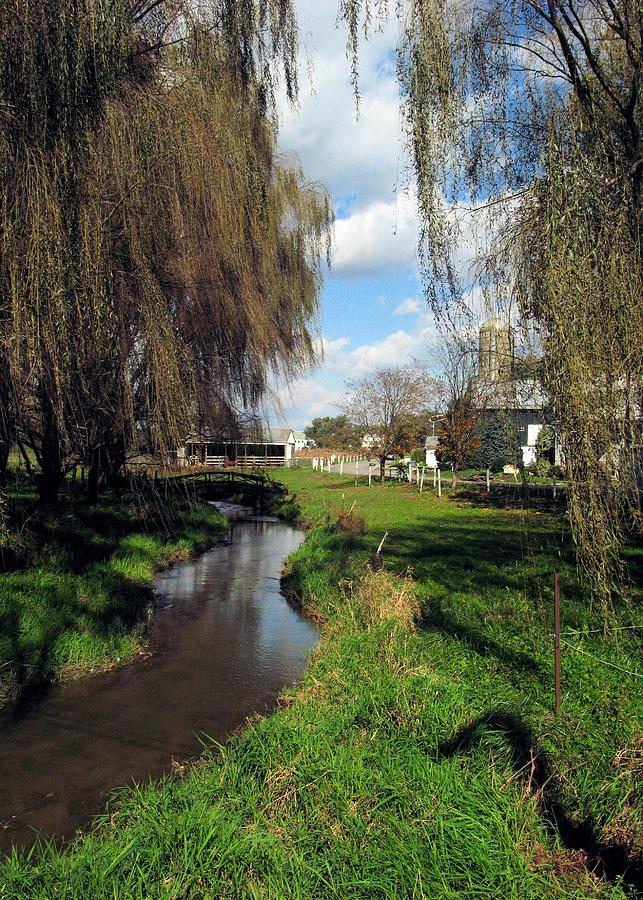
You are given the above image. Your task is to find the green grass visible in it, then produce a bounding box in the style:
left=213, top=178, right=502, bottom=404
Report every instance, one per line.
left=0, top=482, right=226, bottom=706
left=0, top=470, right=640, bottom=897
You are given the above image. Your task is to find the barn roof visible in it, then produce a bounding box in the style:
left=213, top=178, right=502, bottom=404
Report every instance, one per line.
left=185, top=427, right=294, bottom=445
left=266, top=428, right=294, bottom=444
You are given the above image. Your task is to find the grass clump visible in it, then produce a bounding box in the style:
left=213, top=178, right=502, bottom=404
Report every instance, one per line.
left=0, top=485, right=226, bottom=706
left=350, top=569, right=420, bottom=631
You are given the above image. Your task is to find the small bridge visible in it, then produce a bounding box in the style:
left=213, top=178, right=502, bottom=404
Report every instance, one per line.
left=145, top=469, right=287, bottom=504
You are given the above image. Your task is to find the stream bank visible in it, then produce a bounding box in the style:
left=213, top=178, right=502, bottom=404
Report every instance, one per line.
left=0, top=506, right=316, bottom=853
left=0, top=487, right=227, bottom=709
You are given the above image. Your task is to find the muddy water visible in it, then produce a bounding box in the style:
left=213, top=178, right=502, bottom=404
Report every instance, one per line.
left=0, top=507, right=316, bottom=853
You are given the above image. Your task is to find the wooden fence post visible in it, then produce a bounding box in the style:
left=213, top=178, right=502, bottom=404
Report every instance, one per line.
left=437, top=468, right=442, bottom=498
left=554, top=573, right=561, bottom=715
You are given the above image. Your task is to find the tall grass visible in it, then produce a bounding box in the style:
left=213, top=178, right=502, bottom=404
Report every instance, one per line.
left=0, top=470, right=640, bottom=896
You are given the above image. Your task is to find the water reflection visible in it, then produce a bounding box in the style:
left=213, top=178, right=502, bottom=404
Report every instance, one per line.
left=0, top=516, right=316, bottom=853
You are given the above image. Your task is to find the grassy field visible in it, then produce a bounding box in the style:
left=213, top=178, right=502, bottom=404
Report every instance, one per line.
left=0, top=470, right=640, bottom=897
left=0, top=480, right=226, bottom=707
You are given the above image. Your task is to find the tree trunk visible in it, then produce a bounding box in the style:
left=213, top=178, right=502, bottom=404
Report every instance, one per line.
left=452, top=467, right=458, bottom=490
left=0, top=440, right=10, bottom=486
left=379, top=455, right=386, bottom=483
left=38, top=391, right=62, bottom=507
left=88, top=430, right=127, bottom=502
left=0, top=361, right=14, bottom=486
left=87, top=458, right=100, bottom=504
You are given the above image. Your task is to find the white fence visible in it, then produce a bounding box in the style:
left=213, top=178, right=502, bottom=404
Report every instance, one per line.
left=204, top=455, right=288, bottom=468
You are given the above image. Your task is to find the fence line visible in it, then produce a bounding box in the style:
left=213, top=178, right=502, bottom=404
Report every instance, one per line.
left=559, top=640, right=643, bottom=679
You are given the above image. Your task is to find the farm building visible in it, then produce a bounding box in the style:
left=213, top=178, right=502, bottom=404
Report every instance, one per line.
left=180, top=428, right=296, bottom=468
left=475, top=318, right=551, bottom=466
left=293, top=431, right=314, bottom=451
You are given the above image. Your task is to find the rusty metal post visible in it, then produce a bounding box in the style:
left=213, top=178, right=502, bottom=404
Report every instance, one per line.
left=554, top=572, right=561, bottom=715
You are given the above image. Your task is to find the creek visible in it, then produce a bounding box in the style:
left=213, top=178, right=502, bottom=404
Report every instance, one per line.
left=0, top=504, right=316, bottom=854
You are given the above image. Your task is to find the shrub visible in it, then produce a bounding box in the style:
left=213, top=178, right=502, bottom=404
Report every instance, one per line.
left=352, top=569, right=419, bottom=631
left=276, top=500, right=301, bottom=522
left=533, top=457, right=552, bottom=478
left=535, top=425, right=555, bottom=459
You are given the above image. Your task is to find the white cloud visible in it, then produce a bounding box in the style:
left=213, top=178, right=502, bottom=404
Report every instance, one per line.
left=275, top=377, right=345, bottom=426
left=313, top=335, right=350, bottom=362
left=317, top=310, right=440, bottom=379
left=332, top=192, right=420, bottom=276
left=274, top=307, right=442, bottom=426
left=277, top=3, right=406, bottom=210
left=393, top=297, right=421, bottom=316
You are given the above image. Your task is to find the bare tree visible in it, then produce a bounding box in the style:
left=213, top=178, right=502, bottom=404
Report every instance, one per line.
left=433, top=338, right=485, bottom=489
left=343, top=365, right=441, bottom=482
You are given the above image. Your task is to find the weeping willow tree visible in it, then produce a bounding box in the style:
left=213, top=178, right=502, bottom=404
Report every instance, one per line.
left=0, top=0, right=331, bottom=502
left=340, top=0, right=641, bottom=609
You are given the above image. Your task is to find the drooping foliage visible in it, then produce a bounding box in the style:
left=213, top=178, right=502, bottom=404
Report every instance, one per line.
left=339, top=0, right=642, bottom=608
left=0, top=0, right=332, bottom=501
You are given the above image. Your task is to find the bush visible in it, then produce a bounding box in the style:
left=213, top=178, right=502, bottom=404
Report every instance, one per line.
left=469, top=413, right=522, bottom=471
left=535, top=425, right=555, bottom=459
left=533, top=457, right=552, bottom=477
left=275, top=500, right=301, bottom=522
left=410, top=448, right=425, bottom=465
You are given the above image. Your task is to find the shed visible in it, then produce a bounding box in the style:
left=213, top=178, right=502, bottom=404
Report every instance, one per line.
left=182, top=428, right=296, bottom=468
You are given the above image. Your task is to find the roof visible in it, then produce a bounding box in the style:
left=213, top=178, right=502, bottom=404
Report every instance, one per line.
left=266, top=428, right=295, bottom=444
left=185, top=427, right=294, bottom=445
left=476, top=379, right=546, bottom=411
left=293, top=431, right=307, bottom=440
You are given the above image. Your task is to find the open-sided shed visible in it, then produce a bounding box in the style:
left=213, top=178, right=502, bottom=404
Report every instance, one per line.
left=180, top=428, right=296, bottom=468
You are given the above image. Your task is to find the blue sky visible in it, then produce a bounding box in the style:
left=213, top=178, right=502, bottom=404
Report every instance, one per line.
left=265, top=3, right=427, bottom=429
left=270, top=2, right=488, bottom=430
left=265, top=2, right=563, bottom=431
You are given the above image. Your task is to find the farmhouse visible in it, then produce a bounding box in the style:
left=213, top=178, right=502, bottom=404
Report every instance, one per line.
left=293, top=431, right=313, bottom=452
left=179, top=428, right=296, bottom=468
left=425, top=319, right=557, bottom=469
